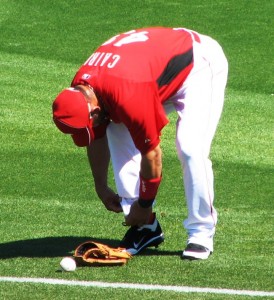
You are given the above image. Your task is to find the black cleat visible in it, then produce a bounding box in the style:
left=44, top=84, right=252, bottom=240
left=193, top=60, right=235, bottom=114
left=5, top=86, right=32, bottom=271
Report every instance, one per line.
left=120, top=214, right=164, bottom=255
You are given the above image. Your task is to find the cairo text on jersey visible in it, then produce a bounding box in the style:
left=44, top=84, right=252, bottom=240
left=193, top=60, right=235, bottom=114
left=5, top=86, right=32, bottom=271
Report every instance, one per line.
left=84, top=52, right=120, bottom=69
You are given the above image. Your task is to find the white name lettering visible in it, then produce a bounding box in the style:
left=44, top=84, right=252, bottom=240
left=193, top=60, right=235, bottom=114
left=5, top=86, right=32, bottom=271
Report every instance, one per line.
left=84, top=52, right=120, bottom=69
left=108, top=55, right=120, bottom=68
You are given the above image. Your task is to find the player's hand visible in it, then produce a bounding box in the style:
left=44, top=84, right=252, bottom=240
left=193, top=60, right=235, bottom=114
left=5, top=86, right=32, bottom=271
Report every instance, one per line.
left=125, top=200, right=152, bottom=226
left=96, top=186, right=122, bottom=213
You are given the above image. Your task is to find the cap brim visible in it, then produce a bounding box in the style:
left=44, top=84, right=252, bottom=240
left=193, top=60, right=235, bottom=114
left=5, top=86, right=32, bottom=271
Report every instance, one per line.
left=71, top=127, right=92, bottom=147
left=53, top=117, right=95, bottom=147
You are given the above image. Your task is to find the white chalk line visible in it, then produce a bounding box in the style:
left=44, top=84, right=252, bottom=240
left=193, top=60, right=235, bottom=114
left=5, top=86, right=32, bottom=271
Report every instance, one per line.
left=0, top=276, right=273, bottom=297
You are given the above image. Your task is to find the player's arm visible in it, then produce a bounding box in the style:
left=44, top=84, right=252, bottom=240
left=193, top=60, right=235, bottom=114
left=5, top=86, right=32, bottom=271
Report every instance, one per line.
left=140, top=144, right=162, bottom=179
left=125, top=144, right=162, bottom=226
left=87, top=135, right=122, bottom=213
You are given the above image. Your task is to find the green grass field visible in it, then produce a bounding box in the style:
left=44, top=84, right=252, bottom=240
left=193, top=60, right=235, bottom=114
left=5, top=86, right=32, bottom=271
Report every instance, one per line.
left=1, top=0, right=273, bottom=299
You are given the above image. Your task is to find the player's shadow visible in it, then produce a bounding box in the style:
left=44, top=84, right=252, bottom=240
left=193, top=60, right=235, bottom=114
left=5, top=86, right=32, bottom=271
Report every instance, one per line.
left=0, top=237, right=118, bottom=259
left=0, top=237, right=180, bottom=259
left=140, top=248, right=181, bottom=257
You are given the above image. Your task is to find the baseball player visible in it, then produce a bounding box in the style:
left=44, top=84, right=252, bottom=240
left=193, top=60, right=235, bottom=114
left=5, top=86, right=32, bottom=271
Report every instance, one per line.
left=52, top=27, right=228, bottom=260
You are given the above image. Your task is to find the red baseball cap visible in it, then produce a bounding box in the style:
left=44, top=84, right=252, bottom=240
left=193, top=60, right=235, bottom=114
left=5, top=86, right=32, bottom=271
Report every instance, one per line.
left=52, top=88, right=94, bottom=147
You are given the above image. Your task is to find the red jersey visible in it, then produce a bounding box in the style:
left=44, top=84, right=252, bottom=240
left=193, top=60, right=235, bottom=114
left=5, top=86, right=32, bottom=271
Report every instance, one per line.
left=72, top=27, right=196, bottom=154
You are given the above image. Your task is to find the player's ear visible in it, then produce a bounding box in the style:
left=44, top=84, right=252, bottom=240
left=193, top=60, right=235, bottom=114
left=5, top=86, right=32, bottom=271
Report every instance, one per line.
left=89, top=106, right=101, bottom=118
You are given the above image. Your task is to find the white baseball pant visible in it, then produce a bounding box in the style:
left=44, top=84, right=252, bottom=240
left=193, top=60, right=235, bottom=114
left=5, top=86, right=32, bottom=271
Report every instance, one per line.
left=106, top=32, right=228, bottom=252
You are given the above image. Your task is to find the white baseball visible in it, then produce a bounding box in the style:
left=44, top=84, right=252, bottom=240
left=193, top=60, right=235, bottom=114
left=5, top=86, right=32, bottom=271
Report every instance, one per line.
left=60, top=257, right=77, bottom=272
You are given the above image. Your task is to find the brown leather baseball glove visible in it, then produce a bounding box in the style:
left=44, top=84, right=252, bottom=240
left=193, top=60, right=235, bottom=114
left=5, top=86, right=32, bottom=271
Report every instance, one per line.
left=74, top=241, right=132, bottom=266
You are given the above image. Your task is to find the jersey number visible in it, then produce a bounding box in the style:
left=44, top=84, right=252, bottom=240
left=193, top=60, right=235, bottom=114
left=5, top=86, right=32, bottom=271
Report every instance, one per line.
left=102, top=30, right=149, bottom=47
